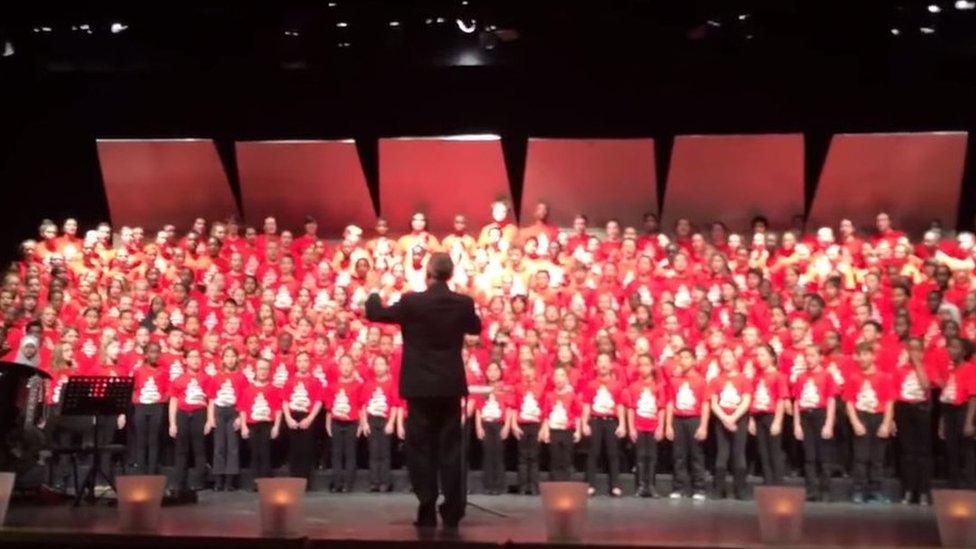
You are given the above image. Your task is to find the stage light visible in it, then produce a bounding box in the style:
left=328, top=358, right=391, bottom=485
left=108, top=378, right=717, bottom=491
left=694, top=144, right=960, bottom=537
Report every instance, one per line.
left=707, top=20, right=722, bottom=27
left=2, top=41, right=13, bottom=57
left=929, top=4, right=943, bottom=12
left=337, top=42, right=351, bottom=48
left=257, top=478, right=307, bottom=537
left=957, top=0, right=976, bottom=9
left=436, top=17, right=446, bottom=24
left=389, top=21, right=401, bottom=27
left=738, top=14, right=750, bottom=20
left=456, top=18, right=477, bottom=33
left=891, top=28, right=901, bottom=35
left=933, top=490, right=976, bottom=547
left=327, top=1, right=337, bottom=6
left=0, top=473, right=14, bottom=526
left=540, top=482, right=589, bottom=542
left=336, top=22, right=348, bottom=28
left=284, top=30, right=300, bottom=37
left=755, top=486, right=805, bottom=544
left=920, top=26, right=936, bottom=34
left=110, top=22, right=128, bottom=34
left=116, top=475, right=167, bottom=533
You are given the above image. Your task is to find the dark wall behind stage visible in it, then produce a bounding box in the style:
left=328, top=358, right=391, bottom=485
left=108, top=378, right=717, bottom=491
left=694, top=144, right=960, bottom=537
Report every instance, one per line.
left=4, top=1, right=976, bottom=263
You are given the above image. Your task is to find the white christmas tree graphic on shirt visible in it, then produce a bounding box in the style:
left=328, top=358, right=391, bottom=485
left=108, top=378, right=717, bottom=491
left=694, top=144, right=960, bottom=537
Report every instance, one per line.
left=900, top=371, right=924, bottom=402
left=215, top=379, right=237, bottom=406
left=855, top=380, right=879, bottom=413
left=799, top=378, right=821, bottom=408
left=705, top=360, right=720, bottom=382
left=185, top=378, right=207, bottom=406
left=675, top=382, right=697, bottom=412
left=273, top=286, right=292, bottom=309
left=366, top=387, right=389, bottom=417
left=81, top=339, right=97, bottom=358
left=636, top=389, right=658, bottom=418
left=332, top=389, right=352, bottom=418
left=139, top=377, right=161, bottom=404
left=481, top=395, right=502, bottom=422
left=942, top=375, right=958, bottom=404
left=548, top=401, right=568, bottom=429
left=718, top=382, right=741, bottom=409
left=251, top=392, right=272, bottom=422
left=753, top=379, right=771, bottom=411
left=289, top=382, right=311, bottom=412
left=169, top=360, right=184, bottom=381
left=272, top=363, right=289, bottom=388
left=592, top=386, right=615, bottom=415
left=519, top=393, right=542, bottom=422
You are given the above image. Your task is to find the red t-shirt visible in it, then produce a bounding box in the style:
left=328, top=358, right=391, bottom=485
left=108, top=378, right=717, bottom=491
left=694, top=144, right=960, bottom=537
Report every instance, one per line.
left=513, top=379, right=548, bottom=424
left=207, top=370, right=248, bottom=408
left=360, top=376, right=400, bottom=419
left=169, top=371, right=210, bottom=412
left=844, top=369, right=895, bottom=414
left=159, top=351, right=186, bottom=382
left=474, top=392, right=509, bottom=424
left=939, top=362, right=976, bottom=406
left=240, top=382, right=282, bottom=424
left=708, top=373, right=752, bottom=416
left=132, top=365, right=170, bottom=405
left=792, top=369, right=835, bottom=411
left=669, top=370, right=707, bottom=417
left=282, top=375, right=325, bottom=415
left=325, top=378, right=363, bottom=422
left=625, top=379, right=666, bottom=432
left=893, top=364, right=932, bottom=404
left=543, top=388, right=580, bottom=430
left=751, top=369, right=788, bottom=414
left=582, top=378, right=624, bottom=418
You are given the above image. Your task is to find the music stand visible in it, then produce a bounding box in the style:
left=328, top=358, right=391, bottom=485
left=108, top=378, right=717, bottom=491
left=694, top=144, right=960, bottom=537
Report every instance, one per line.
left=60, top=376, right=133, bottom=506
left=462, top=385, right=507, bottom=518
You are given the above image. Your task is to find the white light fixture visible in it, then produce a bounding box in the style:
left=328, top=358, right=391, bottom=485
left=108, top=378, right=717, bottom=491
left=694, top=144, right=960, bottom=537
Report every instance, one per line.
left=707, top=20, right=722, bottom=27
left=891, top=28, right=901, bottom=35
left=336, top=22, right=348, bottom=28
left=436, top=17, right=446, bottom=24
left=327, top=1, right=337, bottom=6
left=456, top=18, right=477, bottom=34
left=389, top=21, right=400, bottom=27
left=929, top=4, right=943, bottom=12
left=111, top=22, right=128, bottom=34
left=2, top=41, right=12, bottom=57
left=41, top=27, right=52, bottom=33
left=956, top=0, right=976, bottom=9
left=738, top=14, right=750, bottom=20
left=920, top=26, right=936, bottom=34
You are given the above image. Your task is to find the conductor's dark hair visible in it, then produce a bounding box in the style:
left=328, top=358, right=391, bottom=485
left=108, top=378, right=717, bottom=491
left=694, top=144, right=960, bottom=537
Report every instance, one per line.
left=428, top=253, right=454, bottom=282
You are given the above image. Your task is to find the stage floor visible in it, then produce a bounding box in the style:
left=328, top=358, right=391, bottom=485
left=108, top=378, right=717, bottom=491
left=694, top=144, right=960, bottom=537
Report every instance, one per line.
left=2, top=491, right=942, bottom=548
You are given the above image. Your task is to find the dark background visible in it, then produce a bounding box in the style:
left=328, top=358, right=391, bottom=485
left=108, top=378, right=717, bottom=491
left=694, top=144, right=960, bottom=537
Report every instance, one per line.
left=3, top=0, right=976, bottom=263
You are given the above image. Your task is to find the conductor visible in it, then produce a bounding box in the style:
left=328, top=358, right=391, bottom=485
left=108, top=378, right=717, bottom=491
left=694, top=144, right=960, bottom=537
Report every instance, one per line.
left=365, top=253, right=482, bottom=529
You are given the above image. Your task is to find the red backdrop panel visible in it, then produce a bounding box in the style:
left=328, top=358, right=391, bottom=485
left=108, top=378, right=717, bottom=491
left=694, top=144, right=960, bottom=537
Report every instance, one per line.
left=97, top=139, right=238, bottom=230
left=236, top=140, right=375, bottom=235
left=662, top=134, right=805, bottom=232
left=521, top=138, right=657, bottom=227
left=807, top=132, right=968, bottom=235
left=379, top=136, right=512, bottom=233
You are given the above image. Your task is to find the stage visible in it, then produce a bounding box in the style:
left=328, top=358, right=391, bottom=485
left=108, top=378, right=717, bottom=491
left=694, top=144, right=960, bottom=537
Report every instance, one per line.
left=1, top=491, right=942, bottom=548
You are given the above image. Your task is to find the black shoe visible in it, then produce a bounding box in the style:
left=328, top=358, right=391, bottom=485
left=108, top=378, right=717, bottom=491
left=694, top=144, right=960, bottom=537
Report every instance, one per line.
left=852, top=492, right=865, bottom=504
left=806, top=492, right=819, bottom=502
left=819, top=492, right=831, bottom=503
left=213, top=476, right=225, bottom=492
left=528, top=485, right=539, bottom=496
left=647, top=486, right=660, bottom=499
left=901, top=491, right=914, bottom=505
left=329, top=484, right=339, bottom=493
left=868, top=493, right=890, bottom=504
left=369, top=484, right=380, bottom=493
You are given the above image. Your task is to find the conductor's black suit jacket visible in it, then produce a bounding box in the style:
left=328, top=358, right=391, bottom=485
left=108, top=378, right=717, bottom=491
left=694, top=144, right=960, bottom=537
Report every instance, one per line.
left=365, top=281, right=482, bottom=399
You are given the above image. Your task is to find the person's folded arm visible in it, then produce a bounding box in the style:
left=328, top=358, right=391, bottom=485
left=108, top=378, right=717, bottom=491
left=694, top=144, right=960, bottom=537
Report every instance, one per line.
left=365, top=292, right=405, bottom=324
left=463, top=298, right=482, bottom=335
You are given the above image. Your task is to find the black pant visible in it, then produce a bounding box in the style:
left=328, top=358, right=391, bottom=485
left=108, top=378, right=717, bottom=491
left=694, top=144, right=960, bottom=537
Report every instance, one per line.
left=754, top=413, right=785, bottom=485
left=799, top=408, right=832, bottom=497
left=481, top=422, right=506, bottom=492
left=288, top=412, right=315, bottom=480
left=173, top=409, right=207, bottom=490
left=549, top=429, right=575, bottom=481
left=942, top=402, right=976, bottom=488
left=673, top=416, right=706, bottom=494
left=132, top=404, right=165, bottom=474
left=367, top=415, right=393, bottom=487
left=331, top=419, right=358, bottom=490
left=586, top=417, right=621, bottom=491
left=248, top=421, right=273, bottom=482
left=852, top=411, right=887, bottom=495
left=405, top=397, right=463, bottom=525
left=213, top=405, right=240, bottom=475
left=634, top=431, right=657, bottom=491
left=895, top=401, right=932, bottom=496
left=517, top=423, right=541, bottom=491
left=831, top=396, right=852, bottom=475
left=714, top=416, right=748, bottom=495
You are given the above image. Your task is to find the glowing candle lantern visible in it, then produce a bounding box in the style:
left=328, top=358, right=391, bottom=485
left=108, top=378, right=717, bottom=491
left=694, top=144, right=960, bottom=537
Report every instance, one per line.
left=540, top=481, right=589, bottom=542
left=933, top=490, right=976, bottom=547
left=256, top=477, right=307, bottom=537
left=116, top=475, right=167, bottom=533
left=754, top=486, right=805, bottom=544
left=0, top=472, right=14, bottom=527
